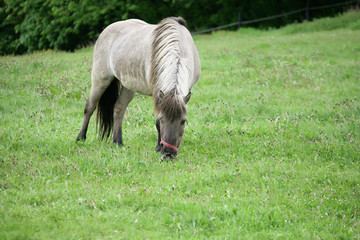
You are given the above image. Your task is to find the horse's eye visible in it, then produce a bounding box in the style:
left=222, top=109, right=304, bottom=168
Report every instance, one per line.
left=180, top=119, right=187, bottom=125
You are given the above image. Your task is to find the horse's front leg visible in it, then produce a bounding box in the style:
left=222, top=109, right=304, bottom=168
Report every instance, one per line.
left=155, top=118, right=162, bottom=152
left=113, top=87, right=135, bottom=146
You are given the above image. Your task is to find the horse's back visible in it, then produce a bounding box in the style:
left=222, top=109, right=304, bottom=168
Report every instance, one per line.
left=94, top=19, right=154, bottom=57
left=92, top=18, right=200, bottom=96
left=99, top=19, right=150, bottom=37
left=92, top=19, right=155, bottom=95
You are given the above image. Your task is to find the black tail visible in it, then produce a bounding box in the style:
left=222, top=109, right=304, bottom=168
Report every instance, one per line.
left=96, top=78, right=120, bottom=140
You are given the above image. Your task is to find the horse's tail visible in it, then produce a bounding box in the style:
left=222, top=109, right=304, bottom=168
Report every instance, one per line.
left=96, top=78, right=121, bottom=140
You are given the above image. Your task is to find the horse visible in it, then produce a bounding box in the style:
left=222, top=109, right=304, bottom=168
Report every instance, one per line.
left=76, top=17, right=201, bottom=159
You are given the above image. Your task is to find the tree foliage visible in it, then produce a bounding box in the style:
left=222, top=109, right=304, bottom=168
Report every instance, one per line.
left=0, top=0, right=356, bottom=55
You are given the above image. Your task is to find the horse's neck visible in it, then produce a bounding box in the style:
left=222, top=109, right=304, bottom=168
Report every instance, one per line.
left=158, top=58, right=192, bottom=95
left=152, top=35, right=193, bottom=96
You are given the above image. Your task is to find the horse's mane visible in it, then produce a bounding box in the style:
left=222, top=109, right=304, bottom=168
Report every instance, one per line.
left=151, top=17, right=190, bottom=121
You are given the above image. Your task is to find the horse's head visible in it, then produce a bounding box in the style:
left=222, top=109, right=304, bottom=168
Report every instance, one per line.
left=156, top=90, right=191, bottom=160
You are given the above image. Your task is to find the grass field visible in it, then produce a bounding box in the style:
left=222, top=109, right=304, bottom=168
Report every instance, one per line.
left=1, top=11, right=360, bottom=239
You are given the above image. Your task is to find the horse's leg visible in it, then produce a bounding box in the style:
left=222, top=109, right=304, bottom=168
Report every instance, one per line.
left=155, top=118, right=162, bottom=152
left=76, top=76, right=113, bottom=142
left=76, top=98, right=93, bottom=141
left=113, top=86, right=135, bottom=146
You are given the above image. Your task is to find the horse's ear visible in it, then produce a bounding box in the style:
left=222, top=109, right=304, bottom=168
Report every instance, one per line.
left=184, top=92, right=191, bottom=104
left=159, top=90, right=164, bottom=100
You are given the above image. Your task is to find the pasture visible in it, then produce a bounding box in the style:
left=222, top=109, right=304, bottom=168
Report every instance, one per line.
left=1, top=12, right=360, bottom=239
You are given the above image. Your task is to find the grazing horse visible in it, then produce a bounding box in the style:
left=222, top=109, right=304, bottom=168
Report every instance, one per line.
left=76, top=17, right=201, bottom=159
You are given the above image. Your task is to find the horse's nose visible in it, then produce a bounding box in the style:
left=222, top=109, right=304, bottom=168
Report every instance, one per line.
left=161, top=152, right=174, bottom=160
left=161, top=151, right=177, bottom=160
left=161, top=146, right=177, bottom=160
left=160, top=138, right=178, bottom=158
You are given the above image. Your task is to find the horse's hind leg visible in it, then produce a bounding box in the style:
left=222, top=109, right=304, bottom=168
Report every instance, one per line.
left=113, top=86, right=135, bottom=146
left=76, top=76, right=113, bottom=142
left=76, top=98, right=93, bottom=141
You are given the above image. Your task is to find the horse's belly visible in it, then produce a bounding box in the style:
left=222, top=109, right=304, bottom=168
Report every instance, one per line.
left=120, top=76, right=152, bottom=96
left=112, top=57, right=153, bottom=96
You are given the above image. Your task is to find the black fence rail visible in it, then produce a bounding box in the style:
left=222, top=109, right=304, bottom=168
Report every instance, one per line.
left=192, top=0, right=358, bottom=35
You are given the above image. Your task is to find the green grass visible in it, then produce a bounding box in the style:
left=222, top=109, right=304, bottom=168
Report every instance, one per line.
left=1, top=11, right=360, bottom=239
left=280, top=9, right=360, bottom=33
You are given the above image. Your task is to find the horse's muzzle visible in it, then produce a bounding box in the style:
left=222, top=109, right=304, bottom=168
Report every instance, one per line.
left=161, top=152, right=176, bottom=160
left=160, top=138, right=178, bottom=152
left=160, top=138, right=178, bottom=160
left=161, top=147, right=177, bottom=160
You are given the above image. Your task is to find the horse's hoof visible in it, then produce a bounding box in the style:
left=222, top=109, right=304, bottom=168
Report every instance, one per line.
left=76, top=135, right=86, bottom=142
left=113, top=141, right=124, bottom=147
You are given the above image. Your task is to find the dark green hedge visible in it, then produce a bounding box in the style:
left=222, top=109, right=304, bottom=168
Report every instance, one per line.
left=0, top=0, right=356, bottom=55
